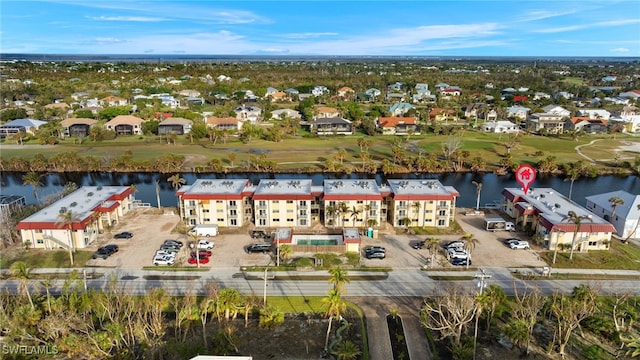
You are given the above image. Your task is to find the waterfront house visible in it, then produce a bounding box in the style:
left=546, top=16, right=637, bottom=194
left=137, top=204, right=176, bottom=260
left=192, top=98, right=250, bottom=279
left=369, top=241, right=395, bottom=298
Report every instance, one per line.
left=526, top=113, right=565, bottom=134
left=205, top=116, right=242, bottom=131
left=483, top=120, right=518, bottom=133
left=60, top=118, right=98, bottom=137
left=566, top=117, right=608, bottom=134
left=104, top=115, right=144, bottom=136
left=377, top=116, right=419, bottom=135
left=502, top=187, right=615, bottom=252
left=158, top=117, right=193, bottom=135
left=17, top=186, right=135, bottom=250
left=311, top=117, right=353, bottom=135
left=0, top=118, right=46, bottom=139
left=585, top=190, right=640, bottom=240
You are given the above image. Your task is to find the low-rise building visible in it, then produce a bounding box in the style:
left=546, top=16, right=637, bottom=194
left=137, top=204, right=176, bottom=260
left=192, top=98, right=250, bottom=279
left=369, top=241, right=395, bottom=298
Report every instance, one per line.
left=323, top=179, right=384, bottom=228
left=502, top=187, right=615, bottom=252
left=387, top=180, right=458, bottom=228
left=585, top=190, right=640, bottom=240
left=252, top=179, right=317, bottom=228
left=526, top=113, right=565, bottom=134
left=377, top=117, right=419, bottom=135
left=177, top=179, right=253, bottom=227
left=17, top=186, right=135, bottom=250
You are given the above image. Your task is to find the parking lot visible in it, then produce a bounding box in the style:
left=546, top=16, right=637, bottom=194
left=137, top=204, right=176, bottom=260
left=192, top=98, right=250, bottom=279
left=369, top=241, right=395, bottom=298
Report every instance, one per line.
left=86, top=207, right=547, bottom=270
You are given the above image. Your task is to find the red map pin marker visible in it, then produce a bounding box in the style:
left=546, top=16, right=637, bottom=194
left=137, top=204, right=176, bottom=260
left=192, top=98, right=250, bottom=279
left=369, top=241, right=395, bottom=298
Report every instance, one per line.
left=515, top=164, right=536, bottom=195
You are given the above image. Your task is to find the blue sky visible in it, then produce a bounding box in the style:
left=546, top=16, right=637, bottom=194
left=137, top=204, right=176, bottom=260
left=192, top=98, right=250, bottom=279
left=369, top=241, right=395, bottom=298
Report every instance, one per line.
left=1, top=0, right=639, bottom=56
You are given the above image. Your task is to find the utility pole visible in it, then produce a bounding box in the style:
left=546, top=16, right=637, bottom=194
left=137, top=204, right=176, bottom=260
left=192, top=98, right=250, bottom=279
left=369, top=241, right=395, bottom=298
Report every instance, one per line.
left=473, top=269, right=491, bottom=360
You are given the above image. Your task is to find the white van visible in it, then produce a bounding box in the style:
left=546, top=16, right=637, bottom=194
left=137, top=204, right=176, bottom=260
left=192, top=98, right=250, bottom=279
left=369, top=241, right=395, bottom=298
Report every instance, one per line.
left=188, top=224, right=218, bottom=237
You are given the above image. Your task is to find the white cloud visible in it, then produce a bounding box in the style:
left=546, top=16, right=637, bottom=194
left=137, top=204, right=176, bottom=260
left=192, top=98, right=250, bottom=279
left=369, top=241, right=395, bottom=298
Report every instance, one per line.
left=534, top=18, right=640, bottom=33
left=284, top=32, right=339, bottom=39
left=517, top=9, right=578, bottom=22
left=94, top=37, right=126, bottom=44
left=610, top=47, right=630, bottom=53
left=89, top=16, right=167, bottom=22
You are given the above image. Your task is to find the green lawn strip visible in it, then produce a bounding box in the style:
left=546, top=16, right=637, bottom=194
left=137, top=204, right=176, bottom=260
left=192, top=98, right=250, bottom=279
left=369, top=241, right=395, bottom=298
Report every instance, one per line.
left=538, top=241, right=640, bottom=270
left=512, top=273, right=640, bottom=281
left=265, top=296, right=325, bottom=314
left=0, top=249, right=93, bottom=269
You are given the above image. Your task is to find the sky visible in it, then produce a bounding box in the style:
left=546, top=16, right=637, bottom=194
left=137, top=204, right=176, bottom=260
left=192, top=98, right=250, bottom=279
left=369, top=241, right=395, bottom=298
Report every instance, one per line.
left=1, top=0, right=639, bottom=57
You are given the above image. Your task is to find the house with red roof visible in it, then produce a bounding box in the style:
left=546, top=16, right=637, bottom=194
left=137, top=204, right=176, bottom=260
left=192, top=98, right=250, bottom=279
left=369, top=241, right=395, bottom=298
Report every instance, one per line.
left=377, top=116, right=419, bottom=135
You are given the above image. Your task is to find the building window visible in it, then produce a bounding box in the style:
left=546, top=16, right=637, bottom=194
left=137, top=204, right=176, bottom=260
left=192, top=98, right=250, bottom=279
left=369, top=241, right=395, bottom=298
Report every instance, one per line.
left=272, top=200, right=279, bottom=204
left=217, top=209, right=224, bottom=213
left=204, top=218, right=210, bottom=222
left=286, top=200, right=294, bottom=204
left=588, top=241, right=597, bottom=247
left=287, top=218, right=294, bottom=222
left=439, top=210, right=447, bottom=216
left=35, top=229, right=43, bottom=234
left=273, top=218, right=280, bottom=222
left=36, top=239, right=44, bottom=244
left=259, top=200, right=266, bottom=207
left=356, top=200, right=363, bottom=204
left=300, top=219, right=307, bottom=226
left=217, top=218, right=224, bottom=222
left=229, top=200, right=236, bottom=206
left=189, top=201, right=196, bottom=206
left=273, top=209, right=280, bottom=214
left=230, top=210, right=237, bottom=216
left=203, top=209, right=210, bottom=213
left=398, top=210, right=406, bottom=217
left=259, top=219, right=267, bottom=226
left=437, top=219, right=446, bottom=226
left=216, top=200, right=224, bottom=203
left=300, top=200, right=307, bottom=206
left=230, top=219, right=237, bottom=226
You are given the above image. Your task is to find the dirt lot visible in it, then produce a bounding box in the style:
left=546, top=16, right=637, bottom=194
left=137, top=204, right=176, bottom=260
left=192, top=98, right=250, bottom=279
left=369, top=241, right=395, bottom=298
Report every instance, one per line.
left=86, top=207, right=547, bottom=270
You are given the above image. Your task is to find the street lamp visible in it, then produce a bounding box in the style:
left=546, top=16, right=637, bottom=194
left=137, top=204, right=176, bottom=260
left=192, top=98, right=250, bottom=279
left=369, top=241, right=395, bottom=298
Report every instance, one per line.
left=473, top=269, right=491, bottom=360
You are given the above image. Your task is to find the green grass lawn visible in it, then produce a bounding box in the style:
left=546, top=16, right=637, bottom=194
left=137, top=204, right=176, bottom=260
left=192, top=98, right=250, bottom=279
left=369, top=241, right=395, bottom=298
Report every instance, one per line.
left=0, top=249, right=93, bottom=269
left=539, top=240, right=640, bottom=270
left=266, top=296, right=326, bottom=313
left=2, top=130, right=635, bottom=173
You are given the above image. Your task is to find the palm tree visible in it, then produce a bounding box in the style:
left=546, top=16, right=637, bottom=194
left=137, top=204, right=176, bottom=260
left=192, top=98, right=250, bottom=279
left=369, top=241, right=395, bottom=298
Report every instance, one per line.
left=472, top=181, right=482, bottom=210
left=56, top=210, right=80, bottom=265
left=323, top=289, right=347, bottom=353
left=22, top=171, right=43, bottom=205
left=338, top=202, right=350, bottom=227
left=461, top=233, right=480, bottom=268
left=167, top=173, right=186, bottom=190
left=608, top=196, right=624, bottom=222
left=326, top=205, right=337, bottom=227
left=10, top=261, right=34, bottom=309
left=328, top=267, right=350, bottom=294
left=426, top=237, right=440, bottom=255
left=562, top=210, right=592, bottom=260
left=278, top=244, right=293, bottom=264
left=564, top=165, right=581, bottom=201
left=624, top=204, right=640, bottom=243
left=349, top=206, right=362, bottom=227
left=332, top=340, right=361, bottom=360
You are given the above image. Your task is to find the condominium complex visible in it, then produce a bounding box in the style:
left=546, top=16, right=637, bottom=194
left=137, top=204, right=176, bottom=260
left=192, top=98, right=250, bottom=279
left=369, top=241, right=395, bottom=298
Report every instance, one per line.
left=177, top=178, right=459, bottom=229
left=17, top=186, right=135, bottom=250
left=502, top=187, right=615, bottom=252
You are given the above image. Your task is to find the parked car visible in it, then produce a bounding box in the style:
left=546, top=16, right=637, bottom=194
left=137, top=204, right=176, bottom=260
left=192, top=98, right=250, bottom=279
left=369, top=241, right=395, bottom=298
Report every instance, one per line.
left=190, top=250, right=212, bottom=258
left=153, top=255, right=175, bottom=266
left=191, top=240, right=215, bottom=250
left=364, top=246, right=386, bottom=254
left=160, top=244, right=181, bottom=253
left=251, top=230, right=268, bottom=239
left=447, top=248, right=469, bottom=259
left=365, top=251, right=386, bottom=260
left=451, top=258, right=472, bottom=266
left=509, top=241, right=530, bottom=250
left=246, top=243, right=272, bottom=254
left=504, top=238, right=521, bottom=246
left=445, top=241, right=465, bottom=249
left=114, top=231, right=133, bottom=239
left=163, top=239, right=184, bottom=248
left=188, top=256, right=210, bottom=265
left=411, top=240, right=426, bottom=250
left=92, top=244, right=119, bottom=259
left=155, top=250, right=177, bottom=259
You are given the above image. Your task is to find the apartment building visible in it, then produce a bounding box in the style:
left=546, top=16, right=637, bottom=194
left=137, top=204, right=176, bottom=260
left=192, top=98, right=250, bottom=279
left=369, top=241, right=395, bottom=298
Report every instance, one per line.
left=323, top=179, right=385, bottom=228
left=252, top=179, right=318, bottom=228
left=387, top=180, right=459, bottom=228
left=177, top=179, right=254, bottom=227
left=502, top=187, right=615, bottom=252
left=17, top=186, right=135, bottom=250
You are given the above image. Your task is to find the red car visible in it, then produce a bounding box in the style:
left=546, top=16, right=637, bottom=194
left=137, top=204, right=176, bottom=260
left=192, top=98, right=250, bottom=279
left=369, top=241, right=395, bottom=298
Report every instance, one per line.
left=188, top=256, right=210, bottom=265
left=190, top=250, right=212, bottom=258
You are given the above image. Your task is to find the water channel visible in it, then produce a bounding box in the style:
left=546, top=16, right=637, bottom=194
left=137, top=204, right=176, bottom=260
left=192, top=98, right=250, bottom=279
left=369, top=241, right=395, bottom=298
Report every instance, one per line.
left=1, top=171, right=638, bottom=209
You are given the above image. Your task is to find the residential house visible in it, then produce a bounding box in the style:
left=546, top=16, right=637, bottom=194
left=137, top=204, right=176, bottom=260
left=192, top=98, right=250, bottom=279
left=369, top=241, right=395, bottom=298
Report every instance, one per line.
left=100, top=95, right=128, bottom=107
left=337, top=86, right=355, bottom=100
left=462, top=103, right=486, bottom=119
left=177, top=179, right=253, bottom=228
left=429, top=108, right=458, bottom=123
left=104, top=115, right=144, bottom=136
left=576, top=109, right=611, bottom=120
left=312, top=86, right=329, bottom=97
left=619, top=90, right=640, bottom=100
left=566, top=117, right=608, bottom=133
left=479, top=108, right=498, bottom=122
left=526, top=113, right=565, bottom=134
left=356, top=93, right=373, bottom=103
left=542, top=105, right=571, bottom=117
left=313, top=106, right=340, bottom=119
left=377, top=117, right=419, bottom=135
left=264, top=87, right=279, bottom=97
left=284, top=88, right=300, bottom=100
left=502, top=187, right=615, bottom=252
left=388, top=103, right=414, bottom=117
left=271, top=109, right=301, bottom=120
left=205, top=116, right=242, bottom=131
left=365, top=88, right=381, bottom=100
left=311, top=117, right=353, bottom=135
left=60, top=118, right=98, bottom=138
left=386, top=179, right=458, bottom=228
left=150, top=94, right=180, bottom=108
left=412, top=83, right=435, bottom=103
left=556, top=91, right=574, bottom=99
left=585, top=190, right=640, bottom=240
left=483, top=121, right=518, bottom=133
left=609, top=106, right=640, bottom=133
left=43, top=102, right=70, bottom=113
left=178, top=90, right=201, bottom=97
left=17, top=186, right=136, bottom=250
left=385, top=92, right=406, bottom=103
left=234, top=105, right=262, bottom=123
left=252, top=179, right=316, bottom=228
left=439, top=87, right=461, bottom=99
left=158, top=117, right=193, bottom=135
left=0, top=118, right=46, bottom=139
left=534, top=92, right=552, bottom=101
left=506, top=105, right=531, bottom=120
left=388, top=82, right=405, bottom=91
left=267, top=91, right=288, bottom=102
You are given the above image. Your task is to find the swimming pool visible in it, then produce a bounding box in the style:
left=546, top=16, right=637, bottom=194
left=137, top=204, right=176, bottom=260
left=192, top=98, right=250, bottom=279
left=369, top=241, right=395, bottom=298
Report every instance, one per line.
left=291, top=234, right=343, bottom=245
left=295, top=239, right=338, bottom=246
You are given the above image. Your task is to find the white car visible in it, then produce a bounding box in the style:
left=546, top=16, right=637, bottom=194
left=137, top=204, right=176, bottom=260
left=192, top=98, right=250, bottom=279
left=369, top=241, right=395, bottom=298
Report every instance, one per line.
left=155, top=250, right=177, bottom=259
left=509, top=241, right=530, bottom=250
left=447, top=248, right=469, bottom=259
left=153, top=255, right=176, bottom=266
left=195, top=240, right=215, bottom=250
left=445, top=241, right=465, bottom=250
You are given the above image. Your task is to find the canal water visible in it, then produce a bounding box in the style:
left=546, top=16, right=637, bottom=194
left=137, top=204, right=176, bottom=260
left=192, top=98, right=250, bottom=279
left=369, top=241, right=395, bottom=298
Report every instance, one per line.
left=1, top=171, right=638, bottom=209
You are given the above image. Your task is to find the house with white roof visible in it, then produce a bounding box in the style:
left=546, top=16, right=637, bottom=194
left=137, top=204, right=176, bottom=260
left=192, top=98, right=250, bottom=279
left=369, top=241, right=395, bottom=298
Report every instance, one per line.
left=271, top=109, right=302, bottom=120
left=234, top=105, right=262, bottom=123
left=585, top=190, right=640, bottom=240
left=506, top=105, right=531, bottom=120
left=17, top=186, right=135, bottom=250
left=542, top=105, right=571, bottom=117
left=576, top=109, right=611, bottom=120
left=0, top=118, right=47, bottom=139
left=502, top=187, right=615, bottom=252
left=388, top=103, right=414, bottom=117
left=483, top=121, right=518, bottom=133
